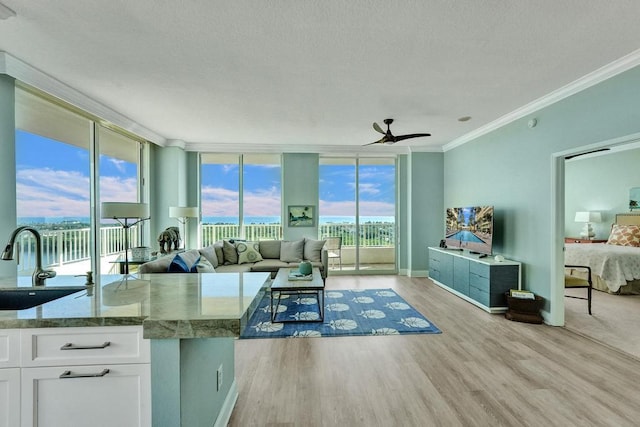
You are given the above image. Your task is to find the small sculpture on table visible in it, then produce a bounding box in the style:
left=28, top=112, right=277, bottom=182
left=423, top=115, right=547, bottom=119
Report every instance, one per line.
left=158, top=226, right=181, bottom=254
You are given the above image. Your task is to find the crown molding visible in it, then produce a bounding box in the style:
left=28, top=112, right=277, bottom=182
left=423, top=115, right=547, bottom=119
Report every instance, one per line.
left=0, top=51, right=166, bottom=145
left=184, top=141, right=416, bottom=155
left=443, top=48, right=640, bottom=152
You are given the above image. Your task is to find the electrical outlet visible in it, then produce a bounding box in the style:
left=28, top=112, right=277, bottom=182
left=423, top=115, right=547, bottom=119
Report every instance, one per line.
left=217, top=364, right=223, bottom=391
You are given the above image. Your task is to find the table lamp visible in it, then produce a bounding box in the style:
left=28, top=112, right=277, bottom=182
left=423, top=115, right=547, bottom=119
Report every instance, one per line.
left=169, top=206, right=198, bottom=249
left=101, top=202, right=150, bottom=274
left=574, top=211, right=602, bottom=239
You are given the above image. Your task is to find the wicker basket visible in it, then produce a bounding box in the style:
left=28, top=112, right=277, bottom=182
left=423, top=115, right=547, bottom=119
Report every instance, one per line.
left=505, top=292, right=544, bottom=314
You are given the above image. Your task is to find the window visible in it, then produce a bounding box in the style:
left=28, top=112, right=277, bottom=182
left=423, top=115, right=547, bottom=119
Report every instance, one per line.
left=14, top=86, right=145, bottom=277
left=201, top=154, right=281, bottom=244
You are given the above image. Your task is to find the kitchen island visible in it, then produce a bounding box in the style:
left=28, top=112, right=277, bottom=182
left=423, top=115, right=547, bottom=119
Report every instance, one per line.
left=0, top=272, right=269, bottom=427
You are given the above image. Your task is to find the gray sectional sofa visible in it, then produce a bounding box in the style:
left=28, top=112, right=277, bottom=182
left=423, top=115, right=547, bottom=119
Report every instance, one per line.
left=137, top=238, right=328, bottom=281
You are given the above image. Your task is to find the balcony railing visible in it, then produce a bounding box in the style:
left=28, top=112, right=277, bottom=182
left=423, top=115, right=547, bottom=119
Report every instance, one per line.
left=12, top=222, right=394, bottom=273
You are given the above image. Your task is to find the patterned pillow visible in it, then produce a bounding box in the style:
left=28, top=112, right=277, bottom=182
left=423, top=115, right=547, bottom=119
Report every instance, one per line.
left=236, top=241, right=264, bottom=264
left=606, top=224, right=640, bottom=247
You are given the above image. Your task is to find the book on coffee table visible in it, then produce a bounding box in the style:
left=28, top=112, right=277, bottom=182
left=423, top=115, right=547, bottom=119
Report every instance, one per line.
left=288, top=270, right=313, bottom=281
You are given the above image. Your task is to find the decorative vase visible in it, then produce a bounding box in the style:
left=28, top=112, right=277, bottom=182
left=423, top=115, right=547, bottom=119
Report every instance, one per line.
left=299, top=260, right=312, bottom=275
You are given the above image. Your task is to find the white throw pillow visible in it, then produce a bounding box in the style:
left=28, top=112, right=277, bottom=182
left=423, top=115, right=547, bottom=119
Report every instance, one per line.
left=280, top=239, right=304, bottom=262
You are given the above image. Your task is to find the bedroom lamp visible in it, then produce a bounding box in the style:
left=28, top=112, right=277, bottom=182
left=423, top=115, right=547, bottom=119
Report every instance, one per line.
left=101, top=202, right=150, bottom=275
left=575, top=211, right=601, bottom=239
left=169, top=206, right=198, bottom=249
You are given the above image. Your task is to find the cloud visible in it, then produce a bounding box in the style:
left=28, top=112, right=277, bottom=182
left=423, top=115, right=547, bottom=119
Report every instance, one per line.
left=16, top=168, right=137, bottom=217
left=318, top=200, right=395, bottom=216
left=201, top=185, right=280, bottom=216
left=107, top=158, right=127, bottom=174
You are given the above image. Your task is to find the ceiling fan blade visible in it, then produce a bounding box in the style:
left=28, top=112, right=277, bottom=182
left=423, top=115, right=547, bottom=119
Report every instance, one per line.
left=363, top=136, right=388, bottom=146
left=394, top=133, right=431, bottom=142
left=372, top=122, right=385, bottom=135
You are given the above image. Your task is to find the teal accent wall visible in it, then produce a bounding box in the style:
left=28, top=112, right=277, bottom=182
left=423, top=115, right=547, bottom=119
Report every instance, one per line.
left=282, top=153, right=319, bottom=241
left=565, top=148, right=640, bottom=239
left=149, top=145, right=191, bottom=248
left=409, top=152, right=444, bottom=274
left=444, top=65, right=640, bottom=310
left=0, top=74, right=16, bottom=279
left=151, top=337, right=235, bottom=427
left=397, top=155, right=409, bottom=272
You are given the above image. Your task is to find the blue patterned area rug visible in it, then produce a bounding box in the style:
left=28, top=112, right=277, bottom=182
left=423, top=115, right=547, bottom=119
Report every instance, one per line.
left=240, top=288, right=441, bottom=339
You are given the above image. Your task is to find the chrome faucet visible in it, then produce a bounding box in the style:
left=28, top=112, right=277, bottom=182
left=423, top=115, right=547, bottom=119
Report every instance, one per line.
left=2, top=226, right=57, bottom=286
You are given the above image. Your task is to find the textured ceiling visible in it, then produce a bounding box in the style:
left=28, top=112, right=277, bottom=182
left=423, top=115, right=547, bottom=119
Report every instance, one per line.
left=1, top=0, right=640, bottom=153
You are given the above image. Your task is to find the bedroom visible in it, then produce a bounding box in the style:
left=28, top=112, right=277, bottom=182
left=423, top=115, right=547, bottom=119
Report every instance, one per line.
left=564, top=143, right=640, bottom=358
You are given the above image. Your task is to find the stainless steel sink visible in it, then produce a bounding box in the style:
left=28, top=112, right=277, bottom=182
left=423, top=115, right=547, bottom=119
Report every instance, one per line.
left=0, top=286, right=87, bottom=310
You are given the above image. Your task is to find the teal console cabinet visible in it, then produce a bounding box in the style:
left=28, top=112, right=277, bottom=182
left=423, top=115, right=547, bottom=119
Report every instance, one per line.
left=428, top=247, right=521, bottom=313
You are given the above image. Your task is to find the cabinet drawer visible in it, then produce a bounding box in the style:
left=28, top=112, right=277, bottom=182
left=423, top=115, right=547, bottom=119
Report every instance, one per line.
left=21, top=363, right=150, bottom=427
left=469, top=261, right=489, bottom=279
left=0, top=330, right=20, bottom=368
left=21, top=326, right=149, bottom=367
left=469, top=272, right=490, bottom=292
left=469, top=286, right=489, bottom=307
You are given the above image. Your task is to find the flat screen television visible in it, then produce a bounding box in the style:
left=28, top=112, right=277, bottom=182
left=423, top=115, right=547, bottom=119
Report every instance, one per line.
left=445, top=206, right=494, bottom=255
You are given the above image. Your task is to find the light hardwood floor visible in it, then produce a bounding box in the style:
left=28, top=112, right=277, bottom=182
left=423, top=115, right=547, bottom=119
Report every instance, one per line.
left=230, top=275, right=640, bottom=426
left=564, top=287, right=640, bottom=359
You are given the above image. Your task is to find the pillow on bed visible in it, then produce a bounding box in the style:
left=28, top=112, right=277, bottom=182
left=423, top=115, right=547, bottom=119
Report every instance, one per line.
left=606, top=224, right=640, bottom=247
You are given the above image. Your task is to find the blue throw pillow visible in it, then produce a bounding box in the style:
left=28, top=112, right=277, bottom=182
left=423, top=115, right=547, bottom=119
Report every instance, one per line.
left=167, top=253, right=194, bottom=273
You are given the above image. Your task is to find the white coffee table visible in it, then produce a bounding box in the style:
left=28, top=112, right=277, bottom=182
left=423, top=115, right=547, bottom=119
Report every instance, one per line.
left=270, top=267, right=324, bottom=323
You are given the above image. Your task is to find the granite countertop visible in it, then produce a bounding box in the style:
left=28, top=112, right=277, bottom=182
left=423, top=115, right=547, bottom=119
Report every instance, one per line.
left=0, top=272, right=269, bottom=339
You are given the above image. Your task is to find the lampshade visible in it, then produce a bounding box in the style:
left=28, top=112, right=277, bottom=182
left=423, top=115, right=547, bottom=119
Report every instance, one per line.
left=169, top=206, right=199, bottom=218
left=101, top=202, right=150, bottom=219
left=574, top=211, right=602, bottom=223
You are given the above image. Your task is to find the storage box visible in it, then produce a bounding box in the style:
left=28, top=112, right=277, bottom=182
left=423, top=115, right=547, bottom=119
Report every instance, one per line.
left=131, top=246, right=151, bottom=261
left=505, top=292, right=544, bottom=324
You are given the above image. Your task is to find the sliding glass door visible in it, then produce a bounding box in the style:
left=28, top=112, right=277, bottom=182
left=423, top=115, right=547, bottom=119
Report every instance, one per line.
left=319, top=157, right=397, bottom=273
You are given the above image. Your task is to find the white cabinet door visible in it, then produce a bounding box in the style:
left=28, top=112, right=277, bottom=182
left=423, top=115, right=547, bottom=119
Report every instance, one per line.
left=21, top=363, right=151, bottom=427
left=0, top=368, right=20, bottom=427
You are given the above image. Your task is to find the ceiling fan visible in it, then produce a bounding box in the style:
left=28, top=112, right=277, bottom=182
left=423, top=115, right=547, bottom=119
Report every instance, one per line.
left=364, top=118, right=431, bottom=146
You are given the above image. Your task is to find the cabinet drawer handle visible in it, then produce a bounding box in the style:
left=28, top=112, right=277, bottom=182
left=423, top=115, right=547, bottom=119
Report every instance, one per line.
left=60, top=341, right=111, bottom=350
left=59, top=369, right=110, bottom=379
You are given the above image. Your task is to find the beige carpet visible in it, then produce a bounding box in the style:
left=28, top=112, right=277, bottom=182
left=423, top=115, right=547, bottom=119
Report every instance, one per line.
left=564, top=287, right=640, bottom=359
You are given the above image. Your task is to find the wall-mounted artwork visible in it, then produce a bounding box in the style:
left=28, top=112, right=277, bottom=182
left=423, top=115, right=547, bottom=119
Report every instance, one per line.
left=288, top=205, right=315, bottom=227
left=630, top=187, right=640, bottom=211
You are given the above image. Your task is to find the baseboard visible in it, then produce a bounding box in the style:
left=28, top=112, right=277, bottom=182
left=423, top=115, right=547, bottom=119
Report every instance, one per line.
left=406, top=269, right=428, bottom=277
left=214, top=379, right=238, bottom=427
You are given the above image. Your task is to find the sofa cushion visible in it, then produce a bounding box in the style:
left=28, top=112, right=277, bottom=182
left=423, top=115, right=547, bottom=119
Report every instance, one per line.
left=137, top=254, right=174, bottom=273
left=259, top=240, right=281, bottom=259
left=214, top=263, right=253, bottom=273
left=213, top=241, right=224, bottom=265
left=236, top=241, right=264, bottom=264
left=198, top=245, right=219, bottom=268
left=280, top=239, right=304, bottom=262
left=304, top=238, right=326, bottom=262
left=222, top=240, right=238, bottom=264
left=251, top=259, right=290, bottom=274
left=194, top=256, right=216, bottom=273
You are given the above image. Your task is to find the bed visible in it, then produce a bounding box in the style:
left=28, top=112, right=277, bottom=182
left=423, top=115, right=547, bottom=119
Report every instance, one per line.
left=565, top=213, right=640, bottom=294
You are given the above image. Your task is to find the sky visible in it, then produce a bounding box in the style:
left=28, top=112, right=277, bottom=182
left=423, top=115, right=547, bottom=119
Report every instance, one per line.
left=16, top=130, right=396, bottom=220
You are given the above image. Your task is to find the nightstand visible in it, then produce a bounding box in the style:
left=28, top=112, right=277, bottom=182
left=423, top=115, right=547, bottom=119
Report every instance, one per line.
left=564, top=237, right=607, bottom=244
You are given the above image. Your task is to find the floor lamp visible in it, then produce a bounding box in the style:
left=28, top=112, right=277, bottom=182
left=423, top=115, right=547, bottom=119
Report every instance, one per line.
left=101, top=202, right=150, bottom=276
left=169, top=206, right=199, bottom=249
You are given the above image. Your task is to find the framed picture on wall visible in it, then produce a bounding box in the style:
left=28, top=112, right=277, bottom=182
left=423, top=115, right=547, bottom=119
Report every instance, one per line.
left=630, top=187, right=640, bottom=211
left=288, top=205, right=315, bottom=227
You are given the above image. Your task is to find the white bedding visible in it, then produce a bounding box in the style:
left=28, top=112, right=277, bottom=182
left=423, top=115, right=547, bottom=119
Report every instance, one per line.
left=565, top=243, right=640, bottom=293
